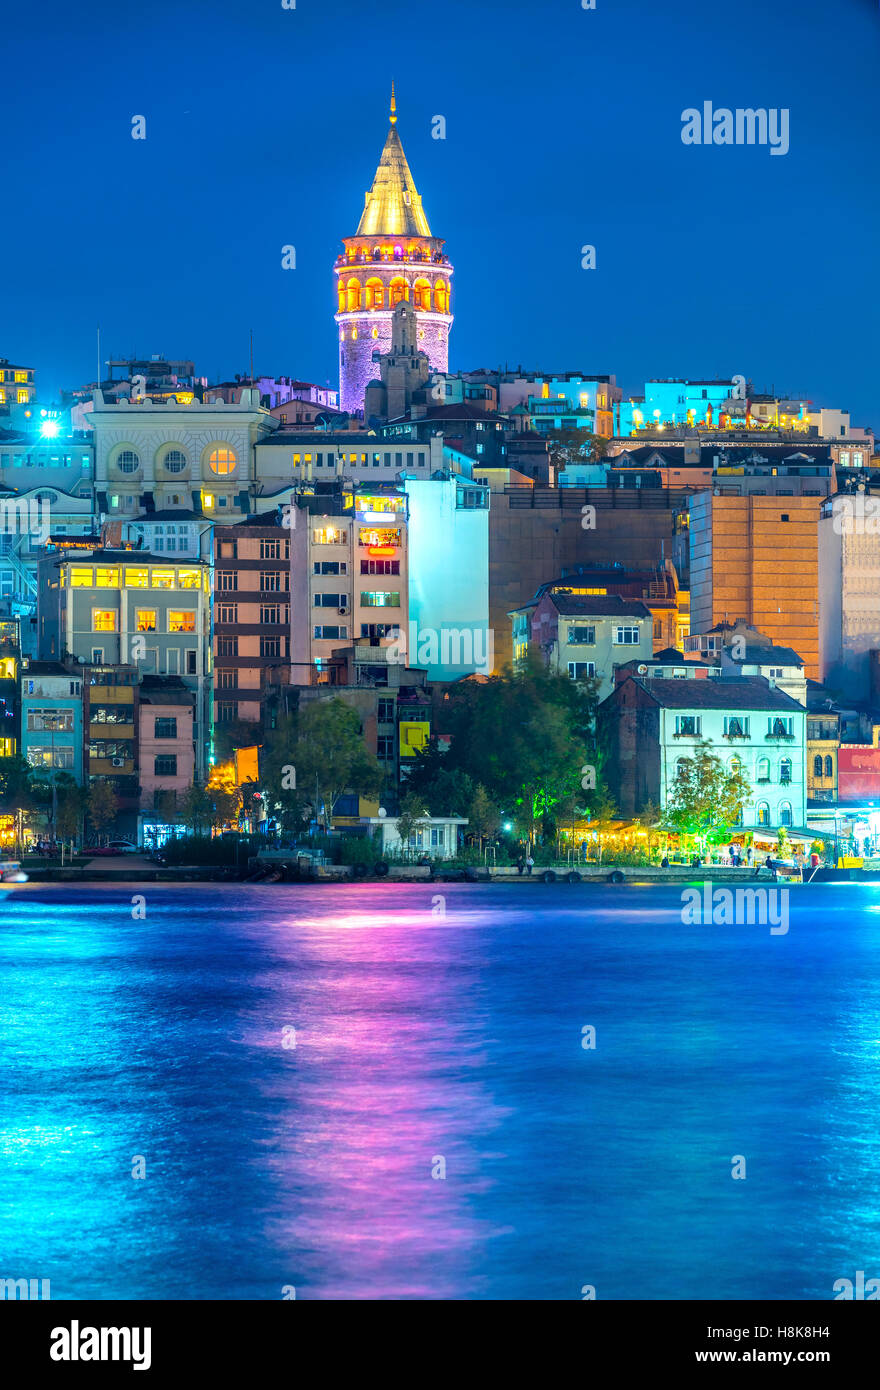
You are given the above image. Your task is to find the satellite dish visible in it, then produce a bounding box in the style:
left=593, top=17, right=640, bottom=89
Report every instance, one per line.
left=378, top=807, right=387, bottom=818
left=637, top=664, right=648, bottom=674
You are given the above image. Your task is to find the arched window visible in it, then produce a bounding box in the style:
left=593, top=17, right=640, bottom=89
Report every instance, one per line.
left=365, top=278, right=384, bottom=309
left=757, top=802, right=770, bottom=826
left=345, top=277, right=361, bottom=311
left=778, top=802, right=792, bottom=827
left=780, top=758, right=792, bottom=785
left=824, top=755, right=833, bottom=778
left=675, top=757, right=688, bottom=780
left=813, top=754, right=824, bottom=778
left=412, top=278, right=431, bottom=311
left=337, top=284, right=346, bottom=313
left=729, top=755, right=742, bottom=776
left=434, top=279, right=449, bottom=314
left=389, top=276, right=408, bottom=307
left=208, top=446, right=237, bottom=476
left=116, top=449, right=140, bottom=473
left=162, top=449, right=187, bottom=474
left=756, top=757, right=770, bottom=782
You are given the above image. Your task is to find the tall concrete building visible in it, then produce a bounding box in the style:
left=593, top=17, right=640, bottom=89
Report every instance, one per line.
left=334, top=87, right=453, bottom=414
left=688, top=492, right=821, bottom=679
left=818, top=497, right=880, bottom=699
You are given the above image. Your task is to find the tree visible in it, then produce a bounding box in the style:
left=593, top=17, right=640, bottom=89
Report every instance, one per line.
left=56, top=779, right=86, bottom=843
left=663, top=741, right=751, bottom=847
left=259, top=714, right=313, bottom=835
left=394, top=791, right=430, bottom=857
left=87, top=782, right=119, bottom=842
left=292, top=698, right=383, bottom=830
left=467, top=783, right=501, bottom=852
left=404, top=764, right=474, bottom=817
left=544, top=425, right=610, bottom=475
left=0, top=756, right=37, bottom=813
left=179, top=781, right=213, bottom=835
left=406, top=652, right=597, bottom=847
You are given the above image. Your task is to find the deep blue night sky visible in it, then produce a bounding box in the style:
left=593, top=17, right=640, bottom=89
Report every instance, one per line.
left=2, top=0, right=878, bottom=423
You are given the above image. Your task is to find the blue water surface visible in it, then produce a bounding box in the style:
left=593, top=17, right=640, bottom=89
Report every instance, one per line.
left=1, top=880, right=880, bottom=1300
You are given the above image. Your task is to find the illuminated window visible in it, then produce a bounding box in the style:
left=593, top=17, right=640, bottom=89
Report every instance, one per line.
left=413, top=278, right=431, bottom=310
left=17, top=390, right=29, bottom=404
left=125, top=567, right=149, bottom=588
left=14, top=371, right=27, bottom=383
left=389, top=276, right=407, bottom=306
left=177, top=568, right=201, bottom=589
left=365, top=278, right=384, bottom=308
left=208, top=447, right=236, bottom=475
left=361, top=591, right=400, bottom=607
left=94, top=566, right=120, bottom=587
left=92, top=609, right=117, bottom=632
left=313, top=526, right=345, bottom=544
left=168, top=610, right=196, bottom=633
left=116, top=450, right=140, bottom=473
left=346, top=277, right=361, bottom=311
left=69, top=566, right=94, bottom=587
left=150, top=568, right=175, bottom=589
left=434, top=279, right=448, bottom=314
left=136, top=609, right=157, bottom=631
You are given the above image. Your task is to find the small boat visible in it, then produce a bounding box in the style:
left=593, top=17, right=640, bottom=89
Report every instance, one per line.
left=0, top=859, right=28, bottom=883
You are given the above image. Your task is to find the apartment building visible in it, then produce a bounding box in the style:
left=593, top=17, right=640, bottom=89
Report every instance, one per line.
left=603, top=675, right=807, bottom=826
left=20, top=660, right=83, bottom=779
left=289, top=485, right=409, bottom=679
left=37, top=547, right=211, bottom=775
left=138, top=675, right=196, bottom=838
left=213, top=518, right=290, bottom=727
left=510, top=593, right=653, bottom=699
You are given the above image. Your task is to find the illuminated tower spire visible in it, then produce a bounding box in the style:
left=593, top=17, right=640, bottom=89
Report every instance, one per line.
left=334, top=90, right=453, bottom=415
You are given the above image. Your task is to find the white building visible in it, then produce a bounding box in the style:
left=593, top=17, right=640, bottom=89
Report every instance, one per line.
left=604, top=675, right=807, bottom=828
left=89, top=389, right=277, bottom=523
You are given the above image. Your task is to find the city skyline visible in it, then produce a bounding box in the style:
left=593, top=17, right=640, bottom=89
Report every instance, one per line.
left=2, top=0, right=878, bottom=423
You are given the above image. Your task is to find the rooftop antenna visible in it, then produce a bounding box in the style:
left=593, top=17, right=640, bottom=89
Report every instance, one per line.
left=249, top=329, right=254, bottom=385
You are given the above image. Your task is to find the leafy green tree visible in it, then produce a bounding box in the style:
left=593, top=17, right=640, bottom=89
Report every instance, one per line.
left=404, top=764, right=475, bottom=817
left=179, top=781, right=213, bottom=835
left=56, top=779, right=86, bottom=843
left=292, top=698, right=383, bottom=829
left=663, top=741, right=751, bottom=847
left=259, top=714, right=313, bottom=834
left=0, top=756, right=36, bottom=812
left=407, top=653, right=597, bottom=846
left=544, top=425, right=610, bottom=475
left=394, top=791, right=430, bottom=856
left=87, top=782, right=119, bottom=842
left=467, top=783, right=501, bottom=851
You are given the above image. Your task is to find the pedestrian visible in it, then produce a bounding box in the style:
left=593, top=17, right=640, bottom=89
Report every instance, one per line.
left=810, top=850, right=819, bottom=869
left=746, top=846, right=753, bottom=867
left=525, top=854, right=534, bottom=876
left=516, top=857, right=525, bottom=875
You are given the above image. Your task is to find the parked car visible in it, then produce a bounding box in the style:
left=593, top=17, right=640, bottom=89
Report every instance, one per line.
left=108, top=840, right=139, bottom=854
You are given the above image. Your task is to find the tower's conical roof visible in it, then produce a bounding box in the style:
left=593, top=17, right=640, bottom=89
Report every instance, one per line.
left=356, top=86, right=432, bottom=239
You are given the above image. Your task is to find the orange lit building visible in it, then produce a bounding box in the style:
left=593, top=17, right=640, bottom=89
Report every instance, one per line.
left=689, top=492, right=821, bottom=679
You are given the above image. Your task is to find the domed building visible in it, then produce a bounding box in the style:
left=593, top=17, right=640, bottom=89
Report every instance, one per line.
left=334, top=86, right=453, bottom=414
